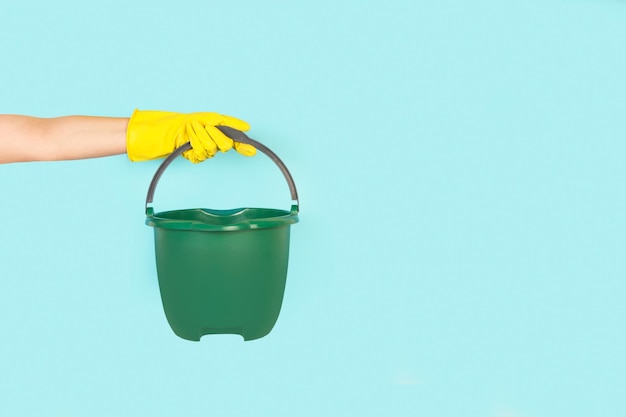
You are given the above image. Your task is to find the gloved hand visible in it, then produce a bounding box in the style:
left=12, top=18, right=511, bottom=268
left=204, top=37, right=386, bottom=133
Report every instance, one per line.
left=126, top=109, right=256, bottom=163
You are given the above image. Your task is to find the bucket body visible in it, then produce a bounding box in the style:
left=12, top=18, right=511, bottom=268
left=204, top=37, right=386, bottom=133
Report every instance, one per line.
left=148, top=207, right=297, bottom=341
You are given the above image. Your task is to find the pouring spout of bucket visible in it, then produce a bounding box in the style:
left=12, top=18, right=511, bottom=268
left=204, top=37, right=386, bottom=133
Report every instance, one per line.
left=145, top=127, right=299, bottom=214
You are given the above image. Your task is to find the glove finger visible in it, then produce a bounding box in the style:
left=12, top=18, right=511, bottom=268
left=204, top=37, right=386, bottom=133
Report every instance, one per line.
left=174, top=126, right=203, bottom=163
left=205, top=125, right=234, bottom=153
left=234, top=141, right=257, bottom=157
left=216, top=114, right=251, bottom=132
left=173, top=124, right=190, bottom=148
left=182, top=148, right=204, bottom=164
left=188, top=122, right=217, bottom=160
left=190, top=120, right=222, bottom=156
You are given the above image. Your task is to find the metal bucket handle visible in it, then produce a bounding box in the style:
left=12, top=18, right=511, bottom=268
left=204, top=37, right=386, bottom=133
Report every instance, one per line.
left=145, top=126, right=299, bottom=214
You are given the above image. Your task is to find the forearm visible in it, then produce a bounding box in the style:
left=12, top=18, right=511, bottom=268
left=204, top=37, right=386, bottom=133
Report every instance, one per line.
left=0, top=115, right=128, bottom=163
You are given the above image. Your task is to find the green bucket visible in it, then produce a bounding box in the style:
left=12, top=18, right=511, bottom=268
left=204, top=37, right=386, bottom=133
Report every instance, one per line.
left=145, top=126, right=299, bottom=341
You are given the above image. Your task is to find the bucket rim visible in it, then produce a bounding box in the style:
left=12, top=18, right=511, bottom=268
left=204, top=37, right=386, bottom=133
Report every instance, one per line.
left=146, top=205, right=299, bottom=231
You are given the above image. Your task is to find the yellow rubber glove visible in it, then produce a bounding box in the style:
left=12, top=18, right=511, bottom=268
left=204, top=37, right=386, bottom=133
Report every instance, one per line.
left=126, top=109, right=256, bottom=163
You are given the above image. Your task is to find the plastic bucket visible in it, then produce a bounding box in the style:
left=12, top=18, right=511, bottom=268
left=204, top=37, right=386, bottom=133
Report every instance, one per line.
left=145, top=126, right=299, bottom=341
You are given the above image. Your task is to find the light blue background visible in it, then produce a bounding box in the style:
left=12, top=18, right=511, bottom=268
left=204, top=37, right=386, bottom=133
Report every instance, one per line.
left=1, top=1, right=625, bottom=416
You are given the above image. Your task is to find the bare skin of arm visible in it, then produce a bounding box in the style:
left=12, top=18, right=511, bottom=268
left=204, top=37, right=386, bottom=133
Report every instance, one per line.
left=0, top=115, right=128, bottom=164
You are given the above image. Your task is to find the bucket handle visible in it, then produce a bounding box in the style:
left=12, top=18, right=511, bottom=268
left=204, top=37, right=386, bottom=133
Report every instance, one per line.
left=145, top=126, right=299, bottom=214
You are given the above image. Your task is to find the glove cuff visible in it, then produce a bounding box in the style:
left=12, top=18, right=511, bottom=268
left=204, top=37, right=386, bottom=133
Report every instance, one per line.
left=126, top=109, right=183, bottom=162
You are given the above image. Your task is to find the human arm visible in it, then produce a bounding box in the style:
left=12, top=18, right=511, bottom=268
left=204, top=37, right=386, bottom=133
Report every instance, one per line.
left=0, top=115, right=128, bottom=163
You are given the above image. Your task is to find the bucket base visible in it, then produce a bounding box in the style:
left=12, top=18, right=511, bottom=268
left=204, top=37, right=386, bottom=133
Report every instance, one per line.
left=170, top=325, right=275, bottom=342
